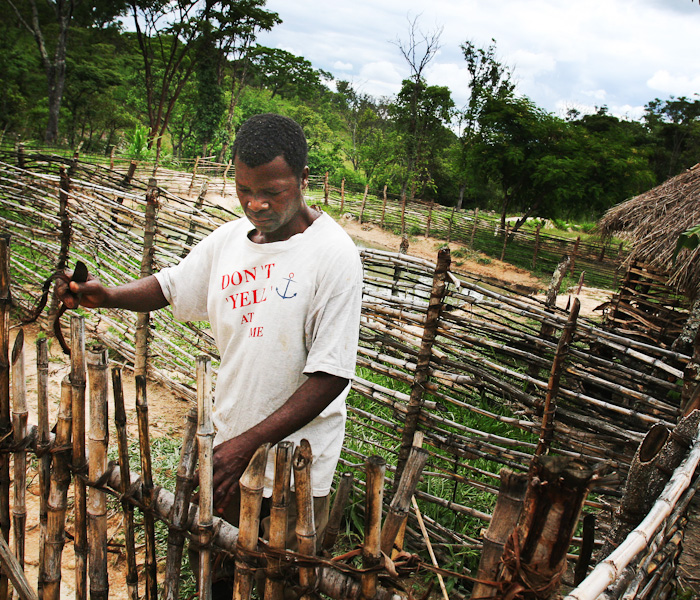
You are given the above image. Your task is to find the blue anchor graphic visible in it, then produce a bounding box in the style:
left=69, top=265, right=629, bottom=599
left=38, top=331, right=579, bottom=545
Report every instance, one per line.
left=276, top=273, right=298, bottom=299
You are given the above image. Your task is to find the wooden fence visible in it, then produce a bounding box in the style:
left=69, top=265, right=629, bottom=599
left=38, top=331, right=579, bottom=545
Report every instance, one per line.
left=1, top=150, right=699, bottom=598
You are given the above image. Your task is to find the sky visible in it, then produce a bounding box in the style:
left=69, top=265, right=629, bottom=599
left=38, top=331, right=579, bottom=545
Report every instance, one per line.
left=255, top=0, right=700, bottom=121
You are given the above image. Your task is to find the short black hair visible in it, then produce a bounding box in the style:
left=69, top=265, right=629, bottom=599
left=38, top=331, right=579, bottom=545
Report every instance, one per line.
left=232, top=113, right=308, bottom=179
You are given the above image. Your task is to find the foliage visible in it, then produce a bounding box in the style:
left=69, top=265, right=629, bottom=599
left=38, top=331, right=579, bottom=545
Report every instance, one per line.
left=673, top=221, right=700, bottom=262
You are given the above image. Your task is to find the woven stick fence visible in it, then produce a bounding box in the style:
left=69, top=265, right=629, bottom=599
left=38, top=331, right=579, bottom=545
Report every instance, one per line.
left=1, top=150, right=699, bottom=597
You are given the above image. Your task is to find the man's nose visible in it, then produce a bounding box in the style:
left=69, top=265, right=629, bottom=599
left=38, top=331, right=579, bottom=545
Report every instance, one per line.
left=247, top=195, right=269, bottom=212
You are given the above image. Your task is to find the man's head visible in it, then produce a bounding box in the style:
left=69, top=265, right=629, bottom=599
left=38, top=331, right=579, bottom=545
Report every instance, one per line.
left=232, top=113, right=308, bottom=180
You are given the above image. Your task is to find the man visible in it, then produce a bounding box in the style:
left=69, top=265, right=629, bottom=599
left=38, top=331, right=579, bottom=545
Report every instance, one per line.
left=58, top=113, right=363, bottom=589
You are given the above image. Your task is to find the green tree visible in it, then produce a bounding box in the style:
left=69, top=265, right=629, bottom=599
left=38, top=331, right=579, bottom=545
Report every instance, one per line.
left=129, top=0, right=279, bottom=162
left=250, top=46, right=332, bottom=101
left=456, top=39, right=514, bottom=209
left=644, top=95, right=700, bottom=181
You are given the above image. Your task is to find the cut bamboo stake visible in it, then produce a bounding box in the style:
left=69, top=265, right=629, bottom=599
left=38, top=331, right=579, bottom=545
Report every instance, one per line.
left=340, top=178, right=345, bottom=212
left=136, top=371, right=158, bottom=600
left=500, top=456, right=596, bottom=600
left=163, top=407, right=198, bottom=600
left=233, top=443, right=269, bottom=600
left=44, top=377, right=72, bottom=600
left=565, top=427, right=700, bottom=600
left=472, top=470, right=528, bottom=600
left=360, top=184, right=369, bottom=224
left=381, top=185, right=387, bottom=227
left=362, top=456, right=386, bottom=600
left=197, top=356, right=215, bottom=600
left=12, top=330, right=27, bottom=570
left=111, top=368, right=139, bottom=600
left=411, top=496, right=449, bottom=600
left=470, top=207, right=479, bottom=249
left=394, top=247, right=451, bottom=491
left=380, top=446, right=428, bottom=556
left=0, top=530, right=38, bottom=600
left=536, top=297, right=581, bottom=456
left=265, top=440, right=294, bottom=600
left=0, top=234, right=11, bottom=600
left=36, top=337, right=50, bottom=598
left=599, top=422, right=670, bottom=559
left=70, top=315, right=88, bottom=600
left=87, top=346, right=109, bottom=600
left=321, top=471, right=354, bottom=553
left=293, top=440, right=316, bottom=600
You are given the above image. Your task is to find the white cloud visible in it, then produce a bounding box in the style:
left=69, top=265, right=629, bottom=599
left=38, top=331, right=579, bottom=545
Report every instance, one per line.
left=359, top=61, right=405, bottom=98
left=334, top=61, right=353, bottom=71
left=647, top=71, right=700, bottom=98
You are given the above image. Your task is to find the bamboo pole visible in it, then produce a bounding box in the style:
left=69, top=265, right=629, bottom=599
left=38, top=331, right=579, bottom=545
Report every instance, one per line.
left=182, top=180, right=206, bottom=257
left=362, top=456, right=386, bottom=600
left=163, top=407, right=198, bottom=600
left=324, top=172, right=329, bottom=205
left=321, top=472, right=354, bottom=553
left=394, top=247, right=451, bottom=491
left=0, top=235, right=12, bottom=600
left=536, top=298, right=581, bottom=456
left=43, top=377, right=72, bottom=600
left=472, top=470, right=528, bottom=599
left=265, top=440, right=294, bottom=600
left=189, top=156, right=200, bottom=193
left=570, top=236, right=581, bottom=276
left=380, top=446, right=428, bottom=556
left=70, top=315, right=88, bottom=600
left=12, top=330, right=27, bottom=570
left=111, top=368, right=139, bottom=600
left=293, top=440, right=316, bottom=600
left=412, top=496, right=449, bottom=600
left=87, top=346, right=109, bottom=600
left=136, top=372, right=158, bottom=600
left=197, top=356, right=215, bottom=600
left=135, top=179, right=158, bottom=600
left=0, top=531, right=38, bottom=600
left=48, top=166, right=72, bottom=331
left=222, top=159, right=232, bottom=194
left=36, top=337, right=50, bottom=598
left=400, top=192, right=406, bottom=235
left=499, top=224, right=509, bottom=262
left=233, top=443, right=269, bottom=600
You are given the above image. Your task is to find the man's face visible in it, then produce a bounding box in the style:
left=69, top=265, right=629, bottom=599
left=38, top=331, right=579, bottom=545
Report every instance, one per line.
left=234, top=155, right=309, bottom=243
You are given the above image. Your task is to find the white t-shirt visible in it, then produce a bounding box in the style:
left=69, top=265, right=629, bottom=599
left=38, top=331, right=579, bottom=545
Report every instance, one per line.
left=155, top=212, right=362, bottom=495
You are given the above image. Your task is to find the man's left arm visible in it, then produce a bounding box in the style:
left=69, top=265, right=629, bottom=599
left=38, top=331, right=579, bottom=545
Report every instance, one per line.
left=210, top=372, right=349, bottom=514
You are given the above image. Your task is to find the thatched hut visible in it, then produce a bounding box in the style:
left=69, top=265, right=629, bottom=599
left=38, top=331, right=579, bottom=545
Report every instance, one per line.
left=597, top=163, right=700, bottom=350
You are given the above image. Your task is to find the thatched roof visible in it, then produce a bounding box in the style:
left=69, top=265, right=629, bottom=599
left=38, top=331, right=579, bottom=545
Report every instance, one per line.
left=597, top=163, right=700, bottom=298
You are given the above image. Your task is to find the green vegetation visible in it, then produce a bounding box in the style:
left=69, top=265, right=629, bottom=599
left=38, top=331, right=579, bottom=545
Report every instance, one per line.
left=2, top=5, right=700, bottom=225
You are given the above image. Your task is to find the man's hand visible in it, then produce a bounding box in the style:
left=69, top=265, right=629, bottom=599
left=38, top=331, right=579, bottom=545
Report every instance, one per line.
left=56, top=270, right=108, bottom=309
left=210, top=435, right=258, bottom=514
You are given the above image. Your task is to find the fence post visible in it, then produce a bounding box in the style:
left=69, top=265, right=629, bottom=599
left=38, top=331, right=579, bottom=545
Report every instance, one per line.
left=470, top=207, right=479, bottom=249
left=359, top=184, right=369, bottom=224
left=500, top=224, right=510, bottom=262
left=70, top=316, right=88, bottom=600
left=16, top=143, right=25, bottom=170
left=189, top=156, right=200, bottom=194
left=394, top=247, right=451, bottom=491
left=324, top=172, right=329, bottom=205
left=48, top=168, right=72, bottom=345
left=0, top=236, right=10, bottom=600
left=381, top=185, right=387, bottom=227
left=136, top=179, right=159, bottom=600
left=570, top=236, right=581, bottom=276
left=182, top=181, right=207, bottom=258
left=535, top=298, right=580, bottom=456
left=340, top=177, right=345, bottom=212
left=447, top=205, right=456, bottom=244
left=222, top=158, right=232, bottom=195
left=532, top=224, right=542, bottom=270
left=109, top=146, right=115, bottom=170
left=425, top=200, right=434, bottom=238
left=400, top=192, right=407, bottom=235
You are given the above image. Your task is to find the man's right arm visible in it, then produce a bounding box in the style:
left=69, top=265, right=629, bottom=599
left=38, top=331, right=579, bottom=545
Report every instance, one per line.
left=57, top=273, right=169, bottom=313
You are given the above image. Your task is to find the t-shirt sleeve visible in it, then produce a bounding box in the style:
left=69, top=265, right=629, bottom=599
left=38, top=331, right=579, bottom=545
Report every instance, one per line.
left=303, top=247, right=363, bottom=380
left=154, top=229, right=219, bottom=322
